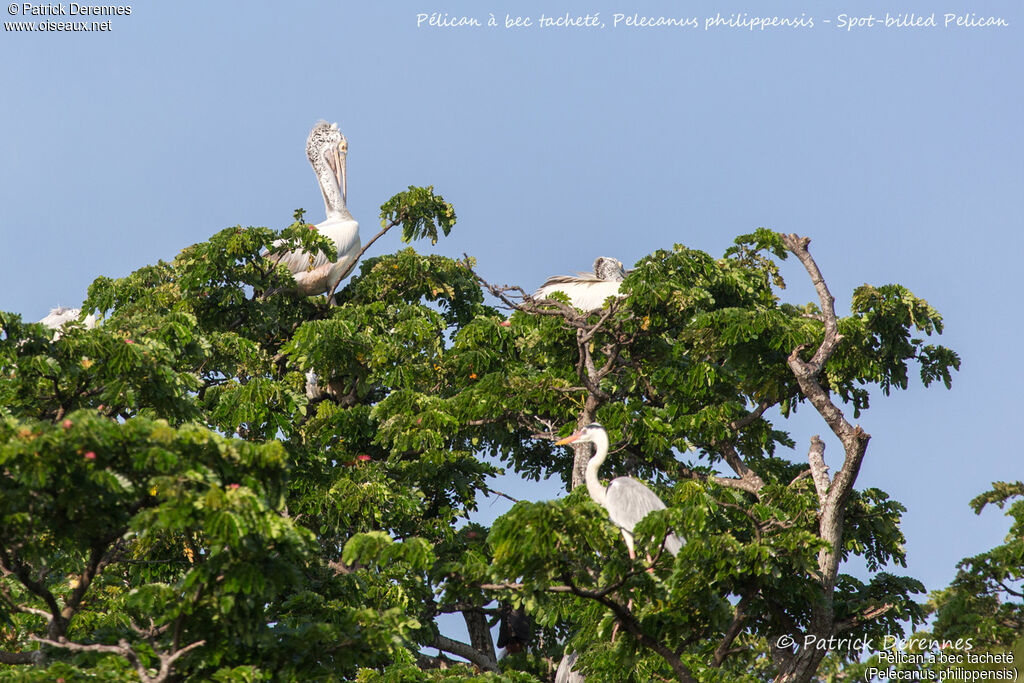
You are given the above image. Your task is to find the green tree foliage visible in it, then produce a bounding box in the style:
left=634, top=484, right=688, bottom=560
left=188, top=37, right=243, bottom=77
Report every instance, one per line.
left=834, top=483, right=1024, bottom=681
left=926, top=482, right=1024, bottom=650
left=0, top=188, right=959, bottom=682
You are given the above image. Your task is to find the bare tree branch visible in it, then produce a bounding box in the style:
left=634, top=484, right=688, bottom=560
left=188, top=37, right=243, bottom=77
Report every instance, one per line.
left=32, top=636, right=205, bottom=683
left=773, top=233, right=874, bottom=683
left=676, top=463, right=762, bottom=496
left=713, top=441, right=767, bottom=494
left=431, top=634, right=498, bottom=672
left=807, top=435, right=830, bottom=504
left=779, top=234, right=842, bottom=376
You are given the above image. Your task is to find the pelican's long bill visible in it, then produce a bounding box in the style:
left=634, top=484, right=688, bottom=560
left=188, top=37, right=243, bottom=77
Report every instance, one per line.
left=554, top=431, right=583, bottom=446
left=325, top=141, right=348, bottom=205
left=338, top=140, right=347, bottom=205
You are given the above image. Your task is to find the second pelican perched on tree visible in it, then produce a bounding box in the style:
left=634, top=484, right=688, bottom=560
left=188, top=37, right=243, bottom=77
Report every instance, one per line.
left=38, top=306, right=97, bottom=340
left=556, top=423, right=683, bottom=559
left=266, top=121, right=361, bottom=296
left=533, top=257, right=626, bottom=312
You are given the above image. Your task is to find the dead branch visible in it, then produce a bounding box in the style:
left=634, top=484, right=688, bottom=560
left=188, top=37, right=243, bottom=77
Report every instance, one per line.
left=772, top=233, right=874, bottom=683
left=807, top=435, right=830, bottom=504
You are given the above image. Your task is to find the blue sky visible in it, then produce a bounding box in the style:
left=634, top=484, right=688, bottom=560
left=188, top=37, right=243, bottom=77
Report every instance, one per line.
left=1, top=0, right=1021, bottom=641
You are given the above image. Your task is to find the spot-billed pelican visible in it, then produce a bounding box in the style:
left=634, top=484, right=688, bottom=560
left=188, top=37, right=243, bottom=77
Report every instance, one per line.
left=38, top=306, right=97, bottom=340
left=266, top=121, right=361, bottom=296
left=533, top=257, right=626, bottom=311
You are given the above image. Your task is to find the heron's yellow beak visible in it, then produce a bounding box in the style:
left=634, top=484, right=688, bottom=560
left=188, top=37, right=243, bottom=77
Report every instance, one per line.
left=554, top=432, right=581, bottom=446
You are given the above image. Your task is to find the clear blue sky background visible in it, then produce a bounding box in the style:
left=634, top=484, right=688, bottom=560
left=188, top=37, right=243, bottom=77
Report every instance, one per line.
left=1, top=0, right=1021, bottom=644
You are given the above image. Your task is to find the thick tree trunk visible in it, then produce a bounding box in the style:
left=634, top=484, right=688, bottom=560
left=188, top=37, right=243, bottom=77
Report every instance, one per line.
left=462, top=608, right=497, bottom=668
left=570, top=393, right=600, bottom=490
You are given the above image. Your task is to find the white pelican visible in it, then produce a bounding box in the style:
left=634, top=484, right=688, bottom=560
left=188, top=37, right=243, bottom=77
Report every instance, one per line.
left=533, top=257, right=626, bottom=311
left=556, top=423, right=683, bottom=559
left=38, top=306, right=97, bottom=340
left=266, top=121, right=361, bottom=296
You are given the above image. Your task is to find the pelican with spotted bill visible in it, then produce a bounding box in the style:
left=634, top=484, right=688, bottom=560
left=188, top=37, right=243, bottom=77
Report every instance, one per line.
left=265, top=121, right=361, bottom=297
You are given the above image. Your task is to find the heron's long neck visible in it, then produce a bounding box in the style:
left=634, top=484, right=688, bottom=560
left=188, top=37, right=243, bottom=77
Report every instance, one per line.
left=316, top=165, right=353, bottom=221
left=584, top=432, right=609, bottom=506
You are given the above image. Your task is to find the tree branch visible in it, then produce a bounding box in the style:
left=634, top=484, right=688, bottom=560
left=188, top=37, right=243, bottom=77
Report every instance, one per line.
left=0, top=547, right=62, bottom=634
left=676, top=464, right=762, bottom=496
left=807, top=435, right=830, bottom=504
left=834, top=603, right=894, bottom=633
left=779, top=234, right=842, bottom=376
left=327, top=218, right=402, bottom=304
left=712, top=441, right=766, bottom=494
left=32, top=635, right=205, bottom=683
left=557, top=572, right=699, bottom=683
left=432, top=634, right=498, bottom=672
left=712, top=595, right=750, bottom=666
left=773, top=232, right=874, bottom=683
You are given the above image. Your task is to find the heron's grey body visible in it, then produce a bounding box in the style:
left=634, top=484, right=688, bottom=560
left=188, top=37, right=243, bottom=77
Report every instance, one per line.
left=555, top=652, right=584, bottom=683
left=558, top=423, right=683, bottom=558
left=265, top=121, right=361, bottom=296
left=534, top=257, right=626, bottom=311
left=604, top=476, right=684, bottom=557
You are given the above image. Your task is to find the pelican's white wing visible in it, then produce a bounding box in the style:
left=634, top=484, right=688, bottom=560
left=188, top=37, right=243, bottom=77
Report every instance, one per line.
left=264, top=240, right=332, bottom=273
left=264, top=218, right=360, bottom=297
left=38, top=307, right=97, bottom=340
left=534, top=278, right=622, bottom=311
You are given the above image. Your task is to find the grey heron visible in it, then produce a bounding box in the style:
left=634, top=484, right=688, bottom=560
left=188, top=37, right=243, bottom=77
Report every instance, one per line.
left=555, top=423, right=683, bottom=559
left=555, top=651, right=584, bottom=682
left=533, top=257, right=626, bottom=312
left=266, top=121, right=361, bottom=296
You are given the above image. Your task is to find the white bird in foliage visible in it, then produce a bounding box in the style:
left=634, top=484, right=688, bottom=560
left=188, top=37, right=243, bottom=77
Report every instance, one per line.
left=38, top=306, right=97, bottom=340
left=305, top=369, right=323, bottom=400
left=533, top=257, right=626, bottom=311
left=555, top=651, right=585, bottom=683
left=265, top=121, right=361, bottom=296
left=556, top=423, right=683, bottom=559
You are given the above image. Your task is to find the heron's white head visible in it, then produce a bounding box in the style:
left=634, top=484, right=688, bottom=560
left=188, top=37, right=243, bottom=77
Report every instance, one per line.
left=593, top=257, right=627, bottom=282
left=307, top=120, right=349, bottom=205
left=554, top=423, right=606, bottom=446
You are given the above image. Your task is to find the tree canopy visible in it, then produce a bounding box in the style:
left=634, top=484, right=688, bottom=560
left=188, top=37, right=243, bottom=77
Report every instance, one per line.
left=0, top=187, right=960, bottom=682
